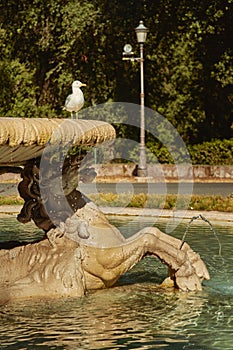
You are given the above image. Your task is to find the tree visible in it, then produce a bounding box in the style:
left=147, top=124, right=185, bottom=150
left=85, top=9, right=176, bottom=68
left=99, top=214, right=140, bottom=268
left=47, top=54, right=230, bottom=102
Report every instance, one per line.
left=145, top=0, right=232, bottom=143
left=0, top=0, right=232, bottom=151
left=0, top=0, right=102, bottom=116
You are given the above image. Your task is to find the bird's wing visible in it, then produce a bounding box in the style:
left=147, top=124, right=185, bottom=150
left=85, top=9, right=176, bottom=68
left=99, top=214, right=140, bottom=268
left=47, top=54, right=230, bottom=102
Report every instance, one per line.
left=64, top=94, right=72, bottom=108
left=63, top=90, right=84, bottom=112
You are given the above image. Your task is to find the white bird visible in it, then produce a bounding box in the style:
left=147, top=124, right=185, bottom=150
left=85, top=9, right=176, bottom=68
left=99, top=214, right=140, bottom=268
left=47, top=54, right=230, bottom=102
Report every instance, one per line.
left=63, top=80, right=86, bottom=119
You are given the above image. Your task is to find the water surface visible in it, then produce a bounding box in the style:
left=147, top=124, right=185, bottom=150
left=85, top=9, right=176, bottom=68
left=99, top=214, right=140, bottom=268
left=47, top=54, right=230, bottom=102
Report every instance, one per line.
left=0, top=215, right=233, bottom=349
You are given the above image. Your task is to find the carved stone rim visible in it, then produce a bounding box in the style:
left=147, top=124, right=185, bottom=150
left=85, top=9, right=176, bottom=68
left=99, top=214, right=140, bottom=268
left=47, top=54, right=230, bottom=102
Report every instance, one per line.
left=0, top=118, right=116, bottom=166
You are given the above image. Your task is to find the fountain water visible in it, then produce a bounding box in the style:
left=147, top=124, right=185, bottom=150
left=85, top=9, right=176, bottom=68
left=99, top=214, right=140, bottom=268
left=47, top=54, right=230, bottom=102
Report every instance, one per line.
left=180, top=214, right=222, bottom=256
left=0, top=216, right=233, bottom=349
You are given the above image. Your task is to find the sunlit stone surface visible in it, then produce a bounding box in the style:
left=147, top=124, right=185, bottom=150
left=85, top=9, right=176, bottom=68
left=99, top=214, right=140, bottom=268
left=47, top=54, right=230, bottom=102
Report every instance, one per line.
left=0, top=118, right=209, bottom=302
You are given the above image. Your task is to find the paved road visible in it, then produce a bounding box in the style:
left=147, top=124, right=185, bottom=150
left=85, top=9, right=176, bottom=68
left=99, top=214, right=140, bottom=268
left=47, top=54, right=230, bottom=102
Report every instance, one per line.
left=79, top=182, right=233, bottom=197
left=0, top=182, right=232, bottom=197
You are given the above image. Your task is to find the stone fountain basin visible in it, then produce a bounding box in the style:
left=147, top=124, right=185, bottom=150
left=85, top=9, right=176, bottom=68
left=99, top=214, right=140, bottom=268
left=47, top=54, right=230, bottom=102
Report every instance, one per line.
left=0, top=118, right=115, bottom=166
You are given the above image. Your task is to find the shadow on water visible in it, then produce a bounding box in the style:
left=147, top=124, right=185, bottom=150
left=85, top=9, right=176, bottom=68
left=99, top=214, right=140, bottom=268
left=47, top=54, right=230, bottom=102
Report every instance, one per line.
left=0, top=215, right=233, bottom=349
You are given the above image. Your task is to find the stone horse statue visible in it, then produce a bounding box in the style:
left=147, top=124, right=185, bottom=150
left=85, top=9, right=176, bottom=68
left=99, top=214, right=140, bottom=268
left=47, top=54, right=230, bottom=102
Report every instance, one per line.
left=0, top=118, right=209, bottom=303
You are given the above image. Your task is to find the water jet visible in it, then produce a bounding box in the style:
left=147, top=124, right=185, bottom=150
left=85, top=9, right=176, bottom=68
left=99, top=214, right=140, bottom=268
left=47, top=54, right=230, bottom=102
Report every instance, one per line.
left=180, top=214, right=222, bottom=255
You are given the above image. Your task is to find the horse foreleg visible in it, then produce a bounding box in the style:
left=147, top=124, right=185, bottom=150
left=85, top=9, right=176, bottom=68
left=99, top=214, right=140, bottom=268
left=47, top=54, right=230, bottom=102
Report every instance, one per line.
left=81, top=226, right=209, bottom=292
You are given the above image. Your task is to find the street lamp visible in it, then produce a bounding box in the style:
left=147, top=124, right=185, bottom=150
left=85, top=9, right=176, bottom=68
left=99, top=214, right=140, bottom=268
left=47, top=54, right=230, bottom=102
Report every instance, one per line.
left=122, top=20, right=148, bottom=177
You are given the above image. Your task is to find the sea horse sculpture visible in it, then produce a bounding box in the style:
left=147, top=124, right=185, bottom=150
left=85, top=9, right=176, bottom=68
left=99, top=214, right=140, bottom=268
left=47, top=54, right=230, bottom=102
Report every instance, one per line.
left=0, top=118, right=209, bottom=303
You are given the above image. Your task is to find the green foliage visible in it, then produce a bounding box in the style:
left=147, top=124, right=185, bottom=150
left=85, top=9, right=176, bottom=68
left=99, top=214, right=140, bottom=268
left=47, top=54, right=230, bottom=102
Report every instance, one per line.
left=1, top=192, right=232, bottom=212
left=146, top=0, right=233, bottom=144
left=0, top=59, right=37, bottom=117
left=148, top=32, right=205, bottom=143
left=188, top=138, right=233, bottom=165
left=88, top=193, right=233, bottom=212
left=211, top=50, right=233, bottom=88
left=0, top=195, right=23, bottom=205
left=0, top=0, right=101, bottom=115
left=128, top=141, right=174, bottom=164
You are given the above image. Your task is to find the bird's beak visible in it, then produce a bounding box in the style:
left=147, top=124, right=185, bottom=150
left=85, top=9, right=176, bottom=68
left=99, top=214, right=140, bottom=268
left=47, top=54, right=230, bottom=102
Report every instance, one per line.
left=81, top=83, right=87, bottom=87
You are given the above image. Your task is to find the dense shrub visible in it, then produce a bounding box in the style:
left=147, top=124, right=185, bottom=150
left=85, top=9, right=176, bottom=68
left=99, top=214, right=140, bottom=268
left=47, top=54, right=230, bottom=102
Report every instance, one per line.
left=1, top=193, right=233, bottom=212
left=188, top=139, right=233, bottom=165
left=144, top=138, right=233, bottom=165
left=88, top=193, right=233, bottom=212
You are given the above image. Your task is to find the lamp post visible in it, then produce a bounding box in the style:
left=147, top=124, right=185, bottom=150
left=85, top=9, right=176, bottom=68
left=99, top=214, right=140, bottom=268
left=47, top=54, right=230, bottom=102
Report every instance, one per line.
left=122, top=20, right=148, bottom=177
left=135, top=20, right=148, bottom=177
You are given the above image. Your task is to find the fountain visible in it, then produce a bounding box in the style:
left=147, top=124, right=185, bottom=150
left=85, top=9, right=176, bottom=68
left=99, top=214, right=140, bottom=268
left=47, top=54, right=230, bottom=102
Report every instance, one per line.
left=0, top=117, right=209, bottom=303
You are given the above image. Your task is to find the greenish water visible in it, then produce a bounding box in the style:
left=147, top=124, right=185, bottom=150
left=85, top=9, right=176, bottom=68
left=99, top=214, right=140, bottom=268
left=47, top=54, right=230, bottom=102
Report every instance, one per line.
left=0, top=215, right=233, bottom=349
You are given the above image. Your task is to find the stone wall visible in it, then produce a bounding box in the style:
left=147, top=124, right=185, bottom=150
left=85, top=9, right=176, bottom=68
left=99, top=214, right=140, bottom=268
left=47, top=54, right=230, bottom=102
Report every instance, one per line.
left=1, top=164, right=233, bottom=183
left=94, top=164, right=233, bottom=181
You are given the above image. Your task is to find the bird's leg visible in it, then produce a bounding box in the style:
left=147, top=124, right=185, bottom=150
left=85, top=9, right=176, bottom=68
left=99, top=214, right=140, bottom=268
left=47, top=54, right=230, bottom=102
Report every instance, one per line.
left=70, top=112, right=78, bottom=119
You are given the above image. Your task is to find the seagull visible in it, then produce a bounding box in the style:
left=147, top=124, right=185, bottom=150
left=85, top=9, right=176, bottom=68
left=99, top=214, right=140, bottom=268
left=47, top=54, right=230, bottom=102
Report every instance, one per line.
left=63, top=80, right=86, bottom=119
